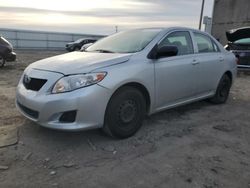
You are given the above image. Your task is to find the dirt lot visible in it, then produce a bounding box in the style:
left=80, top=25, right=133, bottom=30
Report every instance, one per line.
left=0, top=50, right=250, bottom=188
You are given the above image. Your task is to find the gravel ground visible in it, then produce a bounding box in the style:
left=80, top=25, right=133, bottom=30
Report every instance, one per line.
left=0, top=50, right=250, bottom=188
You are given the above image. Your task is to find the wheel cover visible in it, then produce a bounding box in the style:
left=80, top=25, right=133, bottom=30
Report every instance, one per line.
left=118, top=100, right=137, bottom=124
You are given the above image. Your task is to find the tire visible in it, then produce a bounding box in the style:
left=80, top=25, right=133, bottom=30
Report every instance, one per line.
left=209, top=74, right=232, bottom=104
left=0, top=56, right=5, bottom=67
left=103, top=86, right=146, bottom=139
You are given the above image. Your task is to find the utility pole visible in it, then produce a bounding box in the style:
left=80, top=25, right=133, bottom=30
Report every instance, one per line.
left=199, top=0, right=205, bottom=30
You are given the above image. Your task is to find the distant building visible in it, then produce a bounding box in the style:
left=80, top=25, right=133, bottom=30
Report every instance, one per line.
left=212, top=0, right=250, bottom=45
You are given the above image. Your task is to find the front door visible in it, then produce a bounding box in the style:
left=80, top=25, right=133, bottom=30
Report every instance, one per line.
left=154, top=31, right=198, bottom=110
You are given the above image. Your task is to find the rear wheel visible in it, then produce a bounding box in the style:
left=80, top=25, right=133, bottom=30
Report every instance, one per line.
left=0, top=56, right=5, bottom=67
left=209, top=74, right=232, bottom=104
left=103, top=86, right=146, bottom=139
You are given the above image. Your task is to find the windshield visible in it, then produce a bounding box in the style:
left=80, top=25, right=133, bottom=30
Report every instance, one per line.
left=75, top=38, right=85, bottom=43
left=86, top=29, right=162, bottom=53
left=235, top=38, right=250, bottom=44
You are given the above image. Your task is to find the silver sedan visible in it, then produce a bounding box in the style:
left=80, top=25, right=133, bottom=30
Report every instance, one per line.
left=16, top=27, right=237, bottom=138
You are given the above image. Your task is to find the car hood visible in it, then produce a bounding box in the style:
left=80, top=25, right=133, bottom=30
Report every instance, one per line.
left=29, top=52, right=132, bottom=75
left=226, top=27, right=250, bottom=42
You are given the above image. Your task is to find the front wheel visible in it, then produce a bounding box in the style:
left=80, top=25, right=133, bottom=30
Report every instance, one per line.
left=209, top=74, right=232, bottom=104
left=103, top=87, right=146, bottom=139
left=0, top=56, right=5, bottom=67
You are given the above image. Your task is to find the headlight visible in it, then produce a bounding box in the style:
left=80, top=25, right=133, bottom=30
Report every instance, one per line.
left=52, top=72, right=107, bottom=94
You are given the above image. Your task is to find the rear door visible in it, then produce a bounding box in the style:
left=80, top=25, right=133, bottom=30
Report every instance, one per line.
left=154, top=30, right=198, bottom=110
left=192, top=32, right=225, bottom=94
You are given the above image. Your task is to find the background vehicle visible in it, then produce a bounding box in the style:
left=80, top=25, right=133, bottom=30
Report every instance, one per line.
left=16, top=28, right=237, bottom=138
left=225, top=27, right=250, bottom=70
left=65, top=38, right=97, bottom=52
left=80, top=43, right=93, bottom=51
left=0, top=36, right=16, bottom=67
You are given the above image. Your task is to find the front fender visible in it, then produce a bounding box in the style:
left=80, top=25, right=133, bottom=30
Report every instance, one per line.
left=97, top=60, right=156, bottom=113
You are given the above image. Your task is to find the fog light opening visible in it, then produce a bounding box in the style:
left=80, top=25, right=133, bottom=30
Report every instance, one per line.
left=59, top=110, right=77, bottom=123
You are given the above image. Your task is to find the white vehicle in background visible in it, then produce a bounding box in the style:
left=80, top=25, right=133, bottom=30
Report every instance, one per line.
left=16, top=27, right=237, bottom=138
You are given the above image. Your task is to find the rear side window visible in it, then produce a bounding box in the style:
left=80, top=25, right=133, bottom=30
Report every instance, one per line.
left=194, top=33, right=218, bottom=53
left=212, top=41, right=220, bottom=52
left=159, top=31, right=194, bottom=56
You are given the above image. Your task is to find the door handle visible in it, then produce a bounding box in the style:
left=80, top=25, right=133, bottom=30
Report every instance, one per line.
left=192, top=59, right=200, bottom=65
left=219, top=57, right=224, bottom=62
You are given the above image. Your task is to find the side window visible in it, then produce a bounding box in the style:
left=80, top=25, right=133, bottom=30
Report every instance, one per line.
left=212, top=41, right=220, bottom=52
left=194, top=33, right=218, bottom=53
left=159, top=31, right=194, bottom=56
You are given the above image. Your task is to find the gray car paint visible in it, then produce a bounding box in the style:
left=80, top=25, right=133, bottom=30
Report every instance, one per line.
left=29, top=51, right=132, bottom=75
left=16, top=27, right=237, bottom=131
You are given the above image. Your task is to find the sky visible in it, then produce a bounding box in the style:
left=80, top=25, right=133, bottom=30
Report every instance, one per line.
left=0, top=0, right=214, bottom=35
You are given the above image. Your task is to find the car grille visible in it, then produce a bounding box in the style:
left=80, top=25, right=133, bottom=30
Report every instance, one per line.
left=17, top=102, right=39, bottom=119
left=23, top=75, right=47, bottom=91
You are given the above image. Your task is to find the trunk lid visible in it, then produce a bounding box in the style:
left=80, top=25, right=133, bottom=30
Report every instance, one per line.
left=226, top=27, right=250, bottom=42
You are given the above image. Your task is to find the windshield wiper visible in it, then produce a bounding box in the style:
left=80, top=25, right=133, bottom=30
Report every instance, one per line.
left=92, top=49, right=114, bottom=53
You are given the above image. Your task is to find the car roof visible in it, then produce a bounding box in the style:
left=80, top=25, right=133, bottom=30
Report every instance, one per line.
left=132, top=27, right=206, bottom=33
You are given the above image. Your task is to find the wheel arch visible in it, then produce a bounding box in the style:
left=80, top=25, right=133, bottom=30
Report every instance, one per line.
left=215, top=71, right=233, bottom=89
left=108, top=82, right=151, bottom=114
left=224, top=70, right=233, bottom=83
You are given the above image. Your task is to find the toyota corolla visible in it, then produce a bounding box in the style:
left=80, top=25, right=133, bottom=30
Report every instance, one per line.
left=16, top=27, right=237, bottom=138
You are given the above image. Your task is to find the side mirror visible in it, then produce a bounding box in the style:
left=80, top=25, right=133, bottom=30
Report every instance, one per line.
left=156, top=45, right=178, bottom=58
left=147, top=45, right=178, bottom=59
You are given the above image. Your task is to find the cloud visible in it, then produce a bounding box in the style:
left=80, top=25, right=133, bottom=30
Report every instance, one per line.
left=0, top=0, right=214, bottom=35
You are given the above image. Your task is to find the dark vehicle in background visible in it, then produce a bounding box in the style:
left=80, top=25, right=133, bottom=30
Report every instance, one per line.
left=80, top=42, right=93, bottom=51
left=225, top=27, right=250, bottom=70
left=65, top=38, right=97, bottom=52
left=0, top=36, right=16, bottom=67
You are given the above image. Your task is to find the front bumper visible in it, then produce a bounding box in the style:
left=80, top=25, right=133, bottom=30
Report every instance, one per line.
left=16, top=69, right=111, bottom=131
left=5, top=51, right=16, bottom=62
left=65, top=45, right=74, bottom=52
